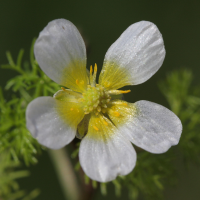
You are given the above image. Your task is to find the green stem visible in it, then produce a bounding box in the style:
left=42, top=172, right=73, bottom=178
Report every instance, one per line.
left=49, top=148, right=80, bottom=200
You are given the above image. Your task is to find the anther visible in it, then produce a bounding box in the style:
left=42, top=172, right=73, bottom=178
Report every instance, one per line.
left=120, top=90, right=131, bottom=94
left=90, top=65, right=93, bottom=74
left=91, top=63, right=98, bottom=87
left=76, top=79, right=79, bottom=85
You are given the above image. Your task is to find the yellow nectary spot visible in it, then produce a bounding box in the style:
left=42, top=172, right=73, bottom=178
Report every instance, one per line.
left=87, top=114, right=115, bottom=142
left=103, top=120, right=108, bottom=126
left=61, top=59, right=88, bottom=93
left=56, top=100, right=85, bottom=128
left=107, top=100, right=138, bottom=127
left=93, top=125, right=99, bottom=131
left=114, top=111, right=120, bottom=117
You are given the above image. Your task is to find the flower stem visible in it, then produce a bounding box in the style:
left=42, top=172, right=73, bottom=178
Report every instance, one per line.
left=48, top=148, right=80, bottom=200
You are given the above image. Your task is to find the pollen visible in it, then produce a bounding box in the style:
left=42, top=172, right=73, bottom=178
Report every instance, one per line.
left=76, top=79, right=79, bottom=85
left=70, top=108, right=74, bottom=111
left=93, top=125, right=99, bottom=131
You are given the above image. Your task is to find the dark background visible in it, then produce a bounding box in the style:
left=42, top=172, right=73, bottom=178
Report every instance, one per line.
left=0, top=0, right=200, bottom=199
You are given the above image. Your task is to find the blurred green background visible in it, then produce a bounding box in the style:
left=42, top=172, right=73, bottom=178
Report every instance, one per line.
left=0, top=0, right=200, bottom=199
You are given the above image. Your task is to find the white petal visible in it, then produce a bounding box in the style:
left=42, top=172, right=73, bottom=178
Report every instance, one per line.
left=26, top=97, right=77, bottom=149
left=117, top=101, right=182, bottom=153
left=79, top=114, right=136, bottom=182
left=34, top=19, right=88, bottom=92
left=99, top=21, right=165, bottom=90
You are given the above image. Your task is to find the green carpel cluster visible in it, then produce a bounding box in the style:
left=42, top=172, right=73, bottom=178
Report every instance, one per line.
left=81, top=85, right=111, bottom=115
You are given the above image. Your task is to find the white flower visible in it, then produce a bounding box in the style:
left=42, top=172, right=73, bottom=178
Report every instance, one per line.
left=26, top=19, right=182, bottom=182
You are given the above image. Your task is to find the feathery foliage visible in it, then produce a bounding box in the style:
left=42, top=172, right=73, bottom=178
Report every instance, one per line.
left=1, top=39, right=200, bottom=200
left=0, top=39, right=59, bottom=199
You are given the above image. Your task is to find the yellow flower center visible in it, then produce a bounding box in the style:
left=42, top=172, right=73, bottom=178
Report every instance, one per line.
left=75, top=63, right=131, bottom=116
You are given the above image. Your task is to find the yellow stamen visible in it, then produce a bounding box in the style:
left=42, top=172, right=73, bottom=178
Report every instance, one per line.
left=94, top=63, right=97, bottom=73
left=93, top=125, right=99, bottom=131
left=61, top=87, right=65, bottom=91
left=108, top=89, right=131, bottom=95
left=91, top=63, right=98, bottom=87
left=90, top=65, right=93, bottom=74
left=76, top=79, right=79, bottom=85
left=120, top=90, right=131, bottom=94
left=70, top=108, right=74, bottom=111
left=90, top=65, right=93, bottom=85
